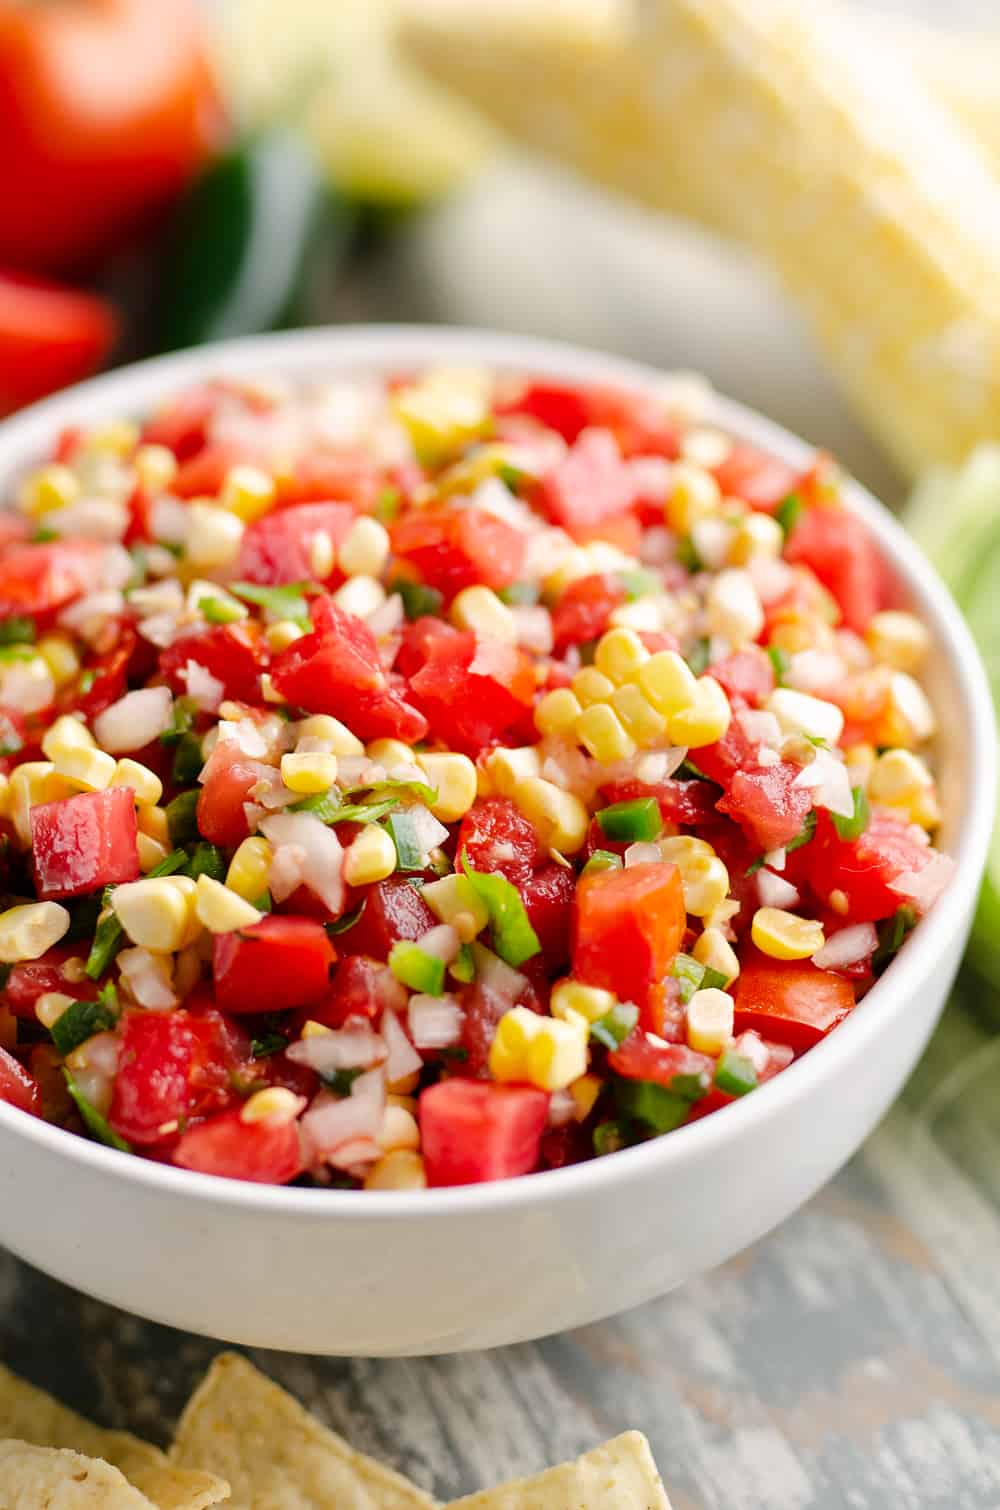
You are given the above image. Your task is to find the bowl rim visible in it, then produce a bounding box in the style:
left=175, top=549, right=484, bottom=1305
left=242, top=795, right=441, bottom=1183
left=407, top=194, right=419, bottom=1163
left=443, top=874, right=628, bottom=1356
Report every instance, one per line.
left=0, top=322, right=994, bottom=1220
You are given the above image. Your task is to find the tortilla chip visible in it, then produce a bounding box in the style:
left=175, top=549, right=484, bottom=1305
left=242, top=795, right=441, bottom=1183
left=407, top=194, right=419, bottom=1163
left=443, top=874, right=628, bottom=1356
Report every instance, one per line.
left=0, top=1439, right=158, bottom=1509
left=445, top=1432, right=673, bottom=1510
left=0, top=1365, right=228, bottom=1510
left=171, top=1353, right=436, bottom=1510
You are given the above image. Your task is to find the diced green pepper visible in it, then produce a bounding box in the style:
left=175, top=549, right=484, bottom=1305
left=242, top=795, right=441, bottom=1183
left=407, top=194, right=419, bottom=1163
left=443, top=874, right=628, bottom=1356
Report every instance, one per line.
left=389, top=940, right=446, bottom=996
left=613, top=1077, right=690, bottom=1133
left=582, top=849, right=624, bottom=876
left=460, top=851, right=540, bottom=968
left=832, top=786, right=870, bottom=842
left=714, top=1049, right=758, bottom=1097
left=589, top=1002, right=639, bottom=1051
left=595, top=797, right=661, bottom=844
left=166, top=789, right=201, bottom=847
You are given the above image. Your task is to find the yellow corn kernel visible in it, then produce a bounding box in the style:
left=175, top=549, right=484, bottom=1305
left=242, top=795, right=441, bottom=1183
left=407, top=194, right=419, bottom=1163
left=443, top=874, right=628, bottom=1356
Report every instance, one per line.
left=844, top=742, right=878, bottom=785
left=50, top=745, right=117, bottom=793
left=8, top=762, right=75, bottom=846
left=489, top=1004, right=589, bottom=1092
left=18, top=463, right=80, bottom=517
left=133, top=443, right=177, bottom=493
left=637, top=650, right=698, bottom=715
left=301, top=1020, right=332, bottom=1039
left=36, top=634, right=80, bottom=687
left=266, top=619, right=305, bottom=652
left=378, top=1104, right=421, bottom=1153
left=137, top=833, right=169, bottom=873
left=390, top=369, right=490, bottom=462
left=226, top=836, right=273, bottom=902
left=83, top=420, right=138, bottom=457
left=569, top=1073, right=603, bottom=1122
left=366, top=737, right=415, bottom=770
left=752, top=907, right=826, bottom=961
left=575, top=703, right=637, bottom=763
left=866, top=610, right=931, bottom=673
left=280, top=751, right=338, bottom=795
left=0, top=774, right=11, bottom=821
left=387, top=1093, right=417, bottom=1114
left=571, top=666, right=616, bottom=707
left=364, top=1150, right=428, bottom=1191
left=185, top=503, right=244, bottom=569
left=611, top=683, right=667, bottom=747
left=550, top=979, right=618, bottom=1023
left=767, top=688, right=845, bottom=745
left=296, top=715, right=364, bottom=757
left=668, top=675, right=732, bottom=748
left=686, top=987, right=735, bottom=1055
left=729, top=511, right=784, bottom=564
left=485, top=744, right=542, bottom=799
left=41, top=716, right=95, bottom=760
left=240, top=1086, right=304, bottom=1126
left=333, top=574, right=385, bottom=619
left=219, top=464, right=276, bottom=523
left=450, top=584, right=517, bottom=642
left=513, top=776, right=589, bottom=855
left=886, top=672, right=937, bottom=746
left=137, top=804, right=170, bottom=846
left=111, top=759, right=163, bottom=808
left=339, top=515, right=390, bottom=579
left=666, top=461, right=722, bottom=533
left=194, top=874, right=263, bottom=934
left=594, top=626, right=649, bottom=685
left=344, top=825, right=398, bottom=887
left=308, top=529, right=336, bottom=580
left=692, top=927, right=740, bottom=986
left=416, top=751, right=477, bottom=822
left=660, top=837, right=729, bottom=918
left=869, top=748, right=940, bottom=828
left=421, top=873, right=490, bottom=938
left=111, top=877, right=197, bottom=954
left=437, top=442, right=540, bottom=496
left=706, top=569, right=765, bottom=646
left=534, top=687, right=582, bottom=737
left=35, top=991, right=76, bottom=1031
left=0, top=902, right=69, bottom=963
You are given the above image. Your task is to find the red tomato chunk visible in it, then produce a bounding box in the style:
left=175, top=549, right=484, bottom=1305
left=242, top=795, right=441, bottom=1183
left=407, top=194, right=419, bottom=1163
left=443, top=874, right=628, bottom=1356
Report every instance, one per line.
left=573, top=863, right=686, bottom=1007
left=214, top=916, right=337, bottom=1015
left=174, top=1108, right=303, bottom=1183
left=733, top=952, right=856, bottom=1051
left=420, top=1079, right=550, bottom=1186
left=0, top=1045, right=41, bottom=1116
left=31, top=788, right=139, bottom=900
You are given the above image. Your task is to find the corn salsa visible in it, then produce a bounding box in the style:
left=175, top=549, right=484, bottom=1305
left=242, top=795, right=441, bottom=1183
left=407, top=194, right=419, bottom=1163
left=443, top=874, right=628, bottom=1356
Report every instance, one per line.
left=0, top=369, right=952, bottom=1187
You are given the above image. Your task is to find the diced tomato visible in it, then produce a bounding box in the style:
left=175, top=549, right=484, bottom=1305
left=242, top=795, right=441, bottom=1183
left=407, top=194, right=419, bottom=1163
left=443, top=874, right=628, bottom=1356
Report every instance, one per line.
left=0, top=538, right=105, bottom=620
left=733, top=950, right=856, bottom=1049
left=498, top=382, right=680, bottom=457
left=495, top=381, right=593, bottom=442
left=308, top=955, right=405, bottom=1029
left=643, top=978, right=686, bottom=1040
left=694, top=720, right=761, bottom=787
left=599, top=776, right=719, bottom=828
left=573, top=862, right=686, bottom=1006
left=709, top=647, right=775, bottom=708
left=456, top=798, right=539, bottom=885
left=275, top=451, right=383, bottom=512
left=717, top=764, right=814, bottom=854
left=236, top=501, right=357, bottom=586
left=394, top=614, right=457, bottom=679
left=196, top=741, right=265, bottom=850
left=702, top=819, right=761, bottom=937
left=159, top=621, right=264, bottom=704
left=2, top=946, right=93, bottom=1020
left=712, top=443, right=804, bottom=512
left=214, top=916, right=337, bottom=1015
left=550, top=572, right=627, bottom=653
left=609, top=1031, right=715, bottom=1093
left=409, top=632, right=535, bottom=755
left=31, top=788, right=139, bottom=900
left=109, top=1008, right=235, bottom=1146
left=805, top=807, right=932, bottom=923
left=785, top=504, right=886, bottom=632
left=270, top=595, right=427, bottom=743
left=337, top=877, right=436, bottom=961
left=420, top=1079, right=549, bottom=1186
left=141, top=383, right=221, bottom=460
left=172, top=439, right=250, bottom=498
left=0, top=1045, right=41, bottom=1116
left=536, top=428, right=634, bottom=539
left=0, top=515, right=28, bottom=550
left=69, top=622, right=139, bottom=720
left=173, top=1107, right=303, bottom=1183
left=522, top=863, right=575, bottom=971
left=390, top=506, right=525, bottom=599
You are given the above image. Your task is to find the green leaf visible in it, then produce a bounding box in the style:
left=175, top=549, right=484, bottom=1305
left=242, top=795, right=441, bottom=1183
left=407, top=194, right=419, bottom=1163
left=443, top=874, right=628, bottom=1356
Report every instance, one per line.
left=230, top=580, right=318, bottom=624
left=767, top=645, right=791, bottom=686
left=714, top=1049, right=758, bottom=1097
left=393, top=579, right=443, bottom=622
left=389, top=939, right=446, bottom=995
left=775, top=493, right=804, bottom=537
left=613, top=1077, right=691, bottom=1133
left=185, top=842, right=227, bottom=882
left=342, top=775, right=438, bottom=807
left=832, top=786, right=870, bottom=842
left=387, top=809, right=425, bottom=871
left=50, top=995, right=118, bottom=1056
left=166, top=789, right=201, bottom=846
left=0, top=616, right=35, bottom=646
left=581, top=849, right=624, bottom=876
left=590, top=1002, right=639, bottom=1051
left=63, top=1072, right=131, bottom=1152
left=595, top=797, right=661, bottom=844
left=460, top=850, right=541, bottom=968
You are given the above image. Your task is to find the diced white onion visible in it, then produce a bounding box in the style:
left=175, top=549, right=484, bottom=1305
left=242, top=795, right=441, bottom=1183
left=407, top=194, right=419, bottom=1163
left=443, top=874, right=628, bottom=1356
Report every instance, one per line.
left=300, top=1069, right=386, bottom=1163
left=0, top=658, right=54, bottom=714
left=46, top=499, right=128, bottom=542
left=737, top=709, right=782, bottom=749
left=287, top=1023, right=387, bottom=1074
left=757, top=868, right=800, bottom=909
left=184, top=659, right=225, bottom=714
left=382, top=1008, right=423, bottom=1083
left=512, top=605, right=554, bottom=656
left=59, top=590, right=125, bottom=642
left=748, top=556, right=794, bottom=604
left=260, top=811, right=345, bottom=915
left=366, top=592, right=405, bottom=640
left=149, top=496, right=189, bottom=544
left=472, top=943, right=527, bottom=1007
left=625, top=841, right=662, bottom=867
left=812, top=923, right=878, bottom=970
left=785, top=650, right=844, bottom=694
left=889, top=852, right=954, bottom=913
left=117, top=946, right=177, bottom=1010
left=406, top=804, right=449, bottom=859
left=764, top=847, right=787, bottom=872
left=793, top=748, right=854, bottom=818
left=216, top=718, right=270, bottom=759
left=417, top=924, right=460, bottom=963
left=408, top=993, right=465, bottom=1050
left=732, top=1030, right=770, bottom=1075
left=547, top=1088, right=577, bottom=1127
left=93, top=685, right=173, bottom=753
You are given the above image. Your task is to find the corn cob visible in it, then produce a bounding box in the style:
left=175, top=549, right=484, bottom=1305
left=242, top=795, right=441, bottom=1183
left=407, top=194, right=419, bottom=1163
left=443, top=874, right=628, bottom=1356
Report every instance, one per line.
left=402, top=0, right=1000, bottom=476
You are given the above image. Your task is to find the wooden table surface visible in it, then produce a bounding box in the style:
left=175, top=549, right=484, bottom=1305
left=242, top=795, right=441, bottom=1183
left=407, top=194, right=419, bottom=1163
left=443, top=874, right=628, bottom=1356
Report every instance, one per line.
left=5, top=8, right=1000, bottom=1499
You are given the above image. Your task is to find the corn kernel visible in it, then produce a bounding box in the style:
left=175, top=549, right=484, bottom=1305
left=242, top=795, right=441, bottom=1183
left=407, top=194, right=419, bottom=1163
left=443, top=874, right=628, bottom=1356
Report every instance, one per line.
left=110, top=759, right=163, bottom=808
left=307, top=529, right=336, bottom=580
left=50, top=745, right=117, bottom=792
left=610, top=683, right=667, bottom=747
left=226, top=836, right=273, bottom=902
left=240, top=1086, right=304, bottom=1126
left=660, top=837, right=729, bottom=917
left=134, top=443, right=177, bottom=493
left=219, top=464, right=276, bottom=523
left=35, top=991, right=76, bottom=1030
left=514, top=776, right=589, bottom=855
left=0, top=902, right=70, bottom=962
left=569, top=1073, right=603, bottom=1122
left=194, top=874, right=263, bottom=933
left=687, top=987, right=735, bottom=1055
left=364, top=1150, right=428, bottom=1191
left=534, top=687, right=582, bottom=737
left=594, top=626, right=649, bottom=685
left=729, top=511, right=784, bottom=564
left=637, top=650, right=698, bottom=715
left=416, top=751, right=477, bottom=822
left=450, top=584, right=517, bottom=643
left=366, top=738, right=414, bottom=770
left=339, top=515, right=390, bottom=579
left=866, top=610, right=930, bottom=673
left=137, top=804, right=170, bottom=846
left=280, top=751, right=338, bottom=794
left=692, top=927, right=740, bottom=985
left=83, top=420, right=138, bottom=457
left=489, top=1004, right=589, bottom=1092
left=844, top=742, right=877, bottom=784
left=111, top=877, right=197, bottom=954
left=390, top=369, right=490, bottom=462
left=421, top=874, right=490, bottom=937
left=668, top=675, right=731, bottom=748
left=36, top=634, right=80, bottom=687
left=185, top=503, right=244, bottom=568
left=550, top=979, right=618, bottom=1023
left=18, top=463, right=80, bottom=517
left=706, top=569, right=765, bottom=646
left=888, top=672, right=936, bottom=745
left=666, top=461, right=722, bottom=533
left=571, top=666, right=616, bottom=707
left=0, top=774, right=11, bottom=822
left=767, top=688, right=844, bottom=745
left=333, top=575, right=385, bottom=619
left=752, top=907, right=825, bottom=960
left=9, top=762, right=75, bottom=845
left=41, top=716, right=95, bottom=760
left=137, top=833, right=169, bottom=873
left=300, top=1020, right=332, bottom=1039
left=266, top=619, right=305, bottom=652
left=344, top=825, right=397, bottom=887
left=378, top=1104, right=421, bottom=1153
left=485, top=744, right=542, bottom=799
left=298, top=715, right=365, bottom=757
left=869, top=748, right=940, bottom=828
left=575, top=703, right=636, bottom=763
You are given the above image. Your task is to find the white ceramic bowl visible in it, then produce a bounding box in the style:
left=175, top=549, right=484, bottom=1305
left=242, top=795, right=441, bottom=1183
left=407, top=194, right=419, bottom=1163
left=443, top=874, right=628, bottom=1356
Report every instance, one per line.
left=0, top=327, right=993, bottom=1357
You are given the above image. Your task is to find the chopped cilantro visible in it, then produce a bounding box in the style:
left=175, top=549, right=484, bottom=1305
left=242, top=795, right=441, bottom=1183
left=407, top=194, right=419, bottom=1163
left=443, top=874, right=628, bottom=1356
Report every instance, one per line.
left=394, top=579, right=443, bottom=621
left=0, top=617, right=35, bottom=646
left=165, top=789, right=201, bottom=846
left=767, top=645, right=791, bottom=685
left=325, top=899, right=366, bottom=936
left=613, top=1078, right=692, bottom=1133
left=775, top=493, right=804, bottom=537
left=50, top=993, right=119, bottom=1056
left=64, top=1072, right=131, bottom=1152
left=785, top=809, right=818, bottom=855
left=250, top=1032, right=287, bottom=1059
left=290, top=792, right=399, bottom=826
left=185, top=842, right=227, bottom=882
left=322, top=1067, right=363, bottom=1096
